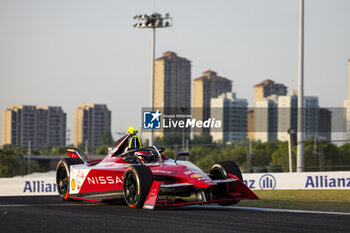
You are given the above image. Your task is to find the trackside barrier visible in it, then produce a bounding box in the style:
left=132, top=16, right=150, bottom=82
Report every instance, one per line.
left=0, top=171, right=350, bottom=196
left=243, top=171, right=350, bottom=190
left=0, top=177, right=57, bottom=196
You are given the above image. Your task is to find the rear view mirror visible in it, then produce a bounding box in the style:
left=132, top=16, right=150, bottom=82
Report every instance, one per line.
left=175, top=152, right=191, bottom=163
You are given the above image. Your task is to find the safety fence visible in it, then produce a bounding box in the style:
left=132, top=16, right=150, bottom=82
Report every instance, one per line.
left=1, top=171, right=349, bottom=196
left=162, top=140, right=350, bottom=173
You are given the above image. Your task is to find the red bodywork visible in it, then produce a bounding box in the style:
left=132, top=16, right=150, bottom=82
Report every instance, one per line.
left=62, top=134, right=259, bottom=209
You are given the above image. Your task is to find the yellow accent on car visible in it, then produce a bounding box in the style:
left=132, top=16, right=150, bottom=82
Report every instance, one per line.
left=71, top=179, right=76, bottom=190
left=129, top=135, right=142, bottom=149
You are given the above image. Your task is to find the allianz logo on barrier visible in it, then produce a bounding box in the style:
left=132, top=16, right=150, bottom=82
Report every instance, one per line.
left=23, top=180, right=57, bottom=193
left=259, top=174, right=276, bottom=190
left=244, top=174, right=350, bottom=190
left=244, top=174, right=277, bottom=190
left=305, top=176, right=350, bottom=188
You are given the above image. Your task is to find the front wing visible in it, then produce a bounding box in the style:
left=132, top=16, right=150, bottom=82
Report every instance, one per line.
left=143, top=174, right=259, bottom=210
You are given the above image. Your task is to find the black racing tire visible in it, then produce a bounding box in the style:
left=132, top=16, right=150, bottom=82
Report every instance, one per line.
left=210, top=161, right=243, bottom=205
left=56, top=158, right=84, bottom=200
left=210, top=161, right=243, bottom=181
left=123, top=165, right=154, bottom=209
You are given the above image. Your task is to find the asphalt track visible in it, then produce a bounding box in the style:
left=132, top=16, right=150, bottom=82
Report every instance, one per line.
left=0, top=196, right=349, bottom=233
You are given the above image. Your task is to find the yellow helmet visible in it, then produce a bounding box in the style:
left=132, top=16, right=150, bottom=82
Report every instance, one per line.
left=127, top=126, right=138, bottom=135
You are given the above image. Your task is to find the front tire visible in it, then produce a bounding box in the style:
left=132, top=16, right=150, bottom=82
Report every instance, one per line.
left=56, top=158, right=84, bottom=200
left=210, top=161, right=243, bottom=205
left=123, top=165, right=153, bottom=209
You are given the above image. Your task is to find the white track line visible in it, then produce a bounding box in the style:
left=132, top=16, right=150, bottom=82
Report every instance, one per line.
left=1, top=203, right=349, bottom=216
left=188, top=205, right=350, bottom=216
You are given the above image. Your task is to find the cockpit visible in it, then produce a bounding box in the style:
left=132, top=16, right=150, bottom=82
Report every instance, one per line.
left=109, top=126, right=165, bottom=164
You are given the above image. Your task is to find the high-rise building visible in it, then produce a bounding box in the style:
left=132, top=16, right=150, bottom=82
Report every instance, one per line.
left=277, top=94, right=298, bottom=141
left=154, top=51, right=191, bottom=109
left=318, top=108, right=331, bottom=141
left=36, top=106, right=67, bottom=149
left=253, top=79, right=287, bottom=106
left=277, top=92, right=319, bottom=141
left=193, top=70, right=232, bottom=134
left=249, top=79, right=288, bottom=141
left=344, top=100, right=350, bottom=141
left=74, top=104, right=111, bottom=147
left=210, top=92, right=247, bottom=142
left=344, top=59, right=350, bottom=141
left=304, top=96, right=319, bottom=140
left=1, top=105, right=66, bottom=149
left=255, top=95, right=278, bottom=142
left=247, top=109, right=255, bottom=140
left=153, top=51, right=191, bottom=138
left=348, top=59, right=350, bottom=100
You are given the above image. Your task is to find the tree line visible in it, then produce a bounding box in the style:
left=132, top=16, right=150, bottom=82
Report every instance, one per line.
left=0, top=132, right=114, bottom=177
left=156, top=134, right=350, bottom=173
left=1, top=132, right=350, bottom=177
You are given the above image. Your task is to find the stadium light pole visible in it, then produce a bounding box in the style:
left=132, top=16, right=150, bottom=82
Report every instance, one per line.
left=133, top=13, right=172, bottom=146
left=297, top=0, right=305, bottom=172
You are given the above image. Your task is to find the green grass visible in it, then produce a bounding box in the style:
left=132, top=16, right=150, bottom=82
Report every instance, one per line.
left=237, top=190, right=350, bottom=213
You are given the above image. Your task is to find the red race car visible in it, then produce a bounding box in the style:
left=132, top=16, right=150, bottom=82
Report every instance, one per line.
left=56, top=127, right=258, bottom=209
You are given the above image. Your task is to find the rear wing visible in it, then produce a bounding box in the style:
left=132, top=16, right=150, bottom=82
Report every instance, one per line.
left=66, top=148, right=89, bottom=166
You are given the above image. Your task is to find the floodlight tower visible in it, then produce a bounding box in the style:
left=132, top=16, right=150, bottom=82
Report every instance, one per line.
left=133, top=13, right=172, bottom=146
left=297, top=0, right=305, bottom=172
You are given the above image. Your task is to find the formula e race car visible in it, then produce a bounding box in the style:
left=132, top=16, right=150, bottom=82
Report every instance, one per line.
left=56, top=127, right=259, bottom=209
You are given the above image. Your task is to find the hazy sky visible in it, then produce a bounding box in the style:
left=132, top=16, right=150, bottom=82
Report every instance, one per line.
left=1, top=0, right=350, bottom=143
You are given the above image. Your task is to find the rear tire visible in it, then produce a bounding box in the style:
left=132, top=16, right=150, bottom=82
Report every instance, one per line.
left=56, top=158, right=84, bottom=200
left=123, top=165, right=153, bottom=209
left=210, top=161, right=243, bottom=205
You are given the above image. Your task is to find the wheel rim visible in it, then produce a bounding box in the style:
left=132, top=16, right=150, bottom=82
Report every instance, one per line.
left=57, top=165, right=69, bottom=195
left=124, top=171, right=138, bottom=205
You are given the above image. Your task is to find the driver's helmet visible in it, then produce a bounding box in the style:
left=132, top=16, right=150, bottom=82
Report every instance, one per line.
left=127, top=126, right=152, bottom=161
left=127, top=126, right=142, bottom=149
